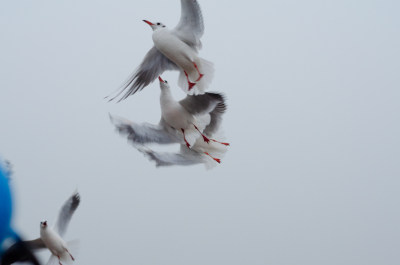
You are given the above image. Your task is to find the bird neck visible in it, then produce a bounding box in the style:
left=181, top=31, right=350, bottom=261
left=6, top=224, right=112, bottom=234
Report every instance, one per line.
left=160, top=87, right=173, bottom=99
left=160, top=88, right=176, bottom=107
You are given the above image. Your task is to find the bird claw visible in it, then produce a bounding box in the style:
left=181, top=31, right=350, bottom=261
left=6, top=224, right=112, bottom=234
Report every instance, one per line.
left=204, top=152, right=221, bottom=163
left=196, top=73, right=204, bottom=82
left=202, top=135, right=210, bottom=143
left=188, top=81, right=196, bottom=90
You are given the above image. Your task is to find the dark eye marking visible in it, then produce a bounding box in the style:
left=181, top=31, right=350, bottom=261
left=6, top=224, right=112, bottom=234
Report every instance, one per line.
left=157, top=23, right=161, bottom=25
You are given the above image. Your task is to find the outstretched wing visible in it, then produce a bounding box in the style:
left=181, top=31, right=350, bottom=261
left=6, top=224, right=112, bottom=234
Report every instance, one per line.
left=138, top=145, right=205, bottom=167
left=110, top=114, right=180, bottom=145
left=24, top=238, right=46, bottom=250
left=1, top=238, right=43, bottom=265
left=54, top=191, right=80, bottom=237
left=173, top=0, right=204, bottom=50
left=110, top=47, right=179, bottom=101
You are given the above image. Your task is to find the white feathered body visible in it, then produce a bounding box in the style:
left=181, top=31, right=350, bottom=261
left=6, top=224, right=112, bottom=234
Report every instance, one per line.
left=160, top=88, right=210, bottom=147
left=153, top=28, right=196, bottom=70
left=153, top=28, right=214, bottom=94
left=40, top=227, right=71, bottom=262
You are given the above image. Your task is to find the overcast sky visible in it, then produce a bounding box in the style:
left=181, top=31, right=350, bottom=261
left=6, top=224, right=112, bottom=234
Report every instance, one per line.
left=1, top=0, right=399, bottom=264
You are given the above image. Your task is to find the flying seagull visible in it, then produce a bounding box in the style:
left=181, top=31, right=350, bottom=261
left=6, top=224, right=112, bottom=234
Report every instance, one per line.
left=158, top=76, right=228, bottom=149
left=108, top=0, right=214, bottom=101
left=110, top=77, right=229, bottom=165
left=2, top=191, right=80, bottom=265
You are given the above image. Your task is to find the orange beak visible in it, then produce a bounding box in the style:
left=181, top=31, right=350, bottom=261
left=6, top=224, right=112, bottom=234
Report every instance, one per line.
left=158, top=76, right=164, bottom=82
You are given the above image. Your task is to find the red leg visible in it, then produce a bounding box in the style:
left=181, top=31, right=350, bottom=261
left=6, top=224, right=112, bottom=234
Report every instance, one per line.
left=193, top=62, right=204, bottom=82
left=65, top=249, right=75, bottom=261
left=181, top=129, right=191, bottom=148
left=210, top=139, right=230, bottom=146
left=193, top=124, right=210, bottom=143
left=204, top=152, right=221, bottom=163
left=184, top=71, right=196, bottom=90
left=57, top=256, right=62, bottom=265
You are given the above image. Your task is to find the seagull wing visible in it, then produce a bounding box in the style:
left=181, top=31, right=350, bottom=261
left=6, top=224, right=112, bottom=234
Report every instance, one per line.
left=179, top=92, right=224, bottom=116
left=172, top=0, right=204, bottom=50
left=203, top=94, right=227, bottom=136
left=24, top=238, right=46, bottom=250
left=110, top=47, right=179, bottom=101
left=180, top=92, right=227, bottom=136
left=1, top=238, right=43, bottom=265
left=138, top=145, right=205, bottom=167
left=53, top=191, right=80, bottom=237
left=110, top=114, right=180, bottom=145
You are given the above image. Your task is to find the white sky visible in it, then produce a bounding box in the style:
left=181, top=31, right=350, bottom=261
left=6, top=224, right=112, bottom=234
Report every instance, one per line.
left=1, top=0, right=399, bottom=264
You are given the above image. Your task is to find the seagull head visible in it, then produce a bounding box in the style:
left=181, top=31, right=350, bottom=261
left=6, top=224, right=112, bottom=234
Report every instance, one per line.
left=143, top=20, right=166, bottom=31
left=40, top=220, right=48, bottom=229
left=158, top=76, right=169, bottom=90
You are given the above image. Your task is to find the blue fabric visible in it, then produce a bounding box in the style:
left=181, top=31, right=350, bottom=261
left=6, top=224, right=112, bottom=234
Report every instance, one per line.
left=0, top=163, right=13, bottom=255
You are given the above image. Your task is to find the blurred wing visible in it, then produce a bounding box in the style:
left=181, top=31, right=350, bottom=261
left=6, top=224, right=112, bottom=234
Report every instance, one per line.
left=110, top=47, right=179, bottom=101
left=138, top=145, right=205, bottom=167
left=173, top=0, right=204, bottom=50
left=1, top=238, right=43, bottom=265
left=54, top=191, right=80, bottom=237
left=179, top=92, right=224, bottom=116
left=24, top=238, right=46, bottom=250
left=110, top=114, right=180, bottom=145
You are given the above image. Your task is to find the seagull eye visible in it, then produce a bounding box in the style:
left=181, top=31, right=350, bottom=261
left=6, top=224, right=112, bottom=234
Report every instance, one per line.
left=165, top=81, right=168, bottom=83
left=157, top=23, right=161, bottom=25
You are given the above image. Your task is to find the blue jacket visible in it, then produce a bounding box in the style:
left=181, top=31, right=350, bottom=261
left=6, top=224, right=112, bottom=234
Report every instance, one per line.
left=0, top=162, right=13, bottom=256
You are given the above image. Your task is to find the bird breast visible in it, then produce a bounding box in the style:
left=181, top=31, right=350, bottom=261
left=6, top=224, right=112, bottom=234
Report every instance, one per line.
left=40, top=229, right=67, bottom=255
left=161, top=103, right=192, bottom=130
left=152, top=29, right=197, bottom=68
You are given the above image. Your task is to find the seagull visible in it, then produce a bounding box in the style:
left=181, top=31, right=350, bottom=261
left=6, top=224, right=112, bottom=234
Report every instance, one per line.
left=108, top=0, right=214, bottom=101
left=158, top=76, right=228, bottom=149
left=2, top=191, right=80, bottom=265
left=110, top=77, right=229, bottom=165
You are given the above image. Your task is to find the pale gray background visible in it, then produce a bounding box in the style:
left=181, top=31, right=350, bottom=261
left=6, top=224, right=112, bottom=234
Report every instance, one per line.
left=1, top=0, right=399, bottom=264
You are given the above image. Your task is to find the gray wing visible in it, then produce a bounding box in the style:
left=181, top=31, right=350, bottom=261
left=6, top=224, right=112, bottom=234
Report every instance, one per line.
left=172, top=0, right=204, bottom=50
left=1, top=238, right=43, bottom=265
left=110, top=47, right=179, bottom=102
left=110, top=114, right=180, bottom=145
left=179, top=92, right=225, bottom=116
left=138, top=145, right=205, bottom=167
left=54, top=191, right=80, bottom=237
left=179, top=92, right=227, bottom=136
left=24, top=238, right=46, bottom=250
left=203, top=94, right=227, bottom=136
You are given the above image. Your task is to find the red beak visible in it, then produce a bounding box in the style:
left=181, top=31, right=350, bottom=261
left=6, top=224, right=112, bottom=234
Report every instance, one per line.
left=143, top=20, right=154, bottom=26
left=158, top=76, right=164, bottom=82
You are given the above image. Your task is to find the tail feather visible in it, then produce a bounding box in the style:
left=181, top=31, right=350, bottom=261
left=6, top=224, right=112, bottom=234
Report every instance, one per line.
left=191, top=135, right=229, bottom=169
left=46, top=255, right=59, bottom=265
